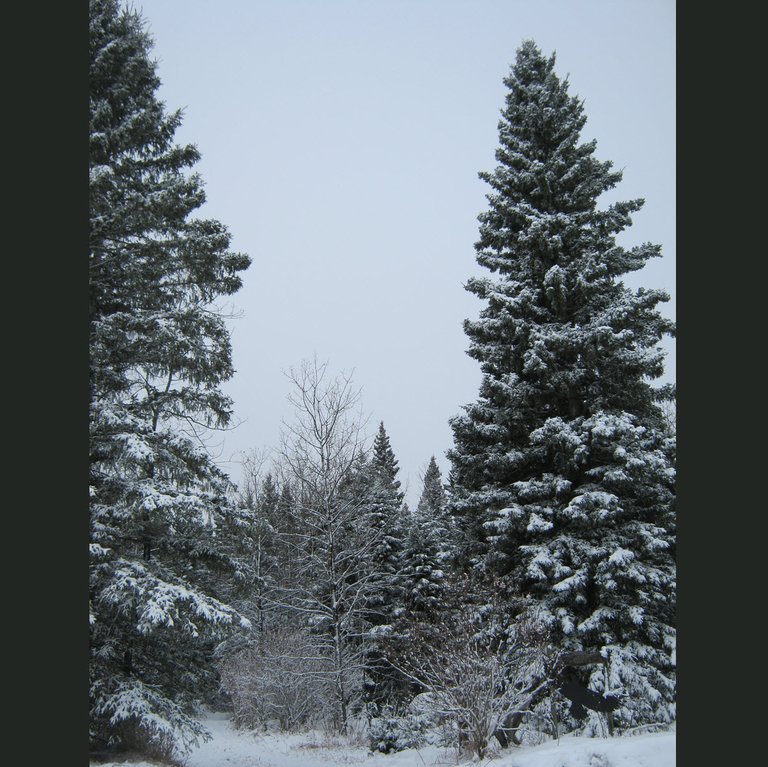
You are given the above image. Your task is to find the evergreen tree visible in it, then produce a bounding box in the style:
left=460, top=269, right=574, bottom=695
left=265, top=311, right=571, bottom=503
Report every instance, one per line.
left=382, top=458, right=454, bottom=708
left=273, top=478, right=301, bottom=588
left=361, top=422, right=409, bottom=709
left=416, top=456, right=447, bottom=519
left=234, top=471, right=282, bottom=639
left=447, top=41, right=675, bottom=731
left=89, top=0, right=251, bottom=759
left=402, top=457, right=452, bottom=616
left=367, top=423, right=406, bottom=587
left=371, top=422, right=402, bottom=485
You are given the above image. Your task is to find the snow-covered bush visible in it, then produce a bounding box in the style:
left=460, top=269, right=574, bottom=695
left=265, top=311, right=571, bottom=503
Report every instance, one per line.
left=219, top=625, right=332, bottom=731
left=391, top=596, right=552, bottom=759
left=367, top=705, right=431, bottom=753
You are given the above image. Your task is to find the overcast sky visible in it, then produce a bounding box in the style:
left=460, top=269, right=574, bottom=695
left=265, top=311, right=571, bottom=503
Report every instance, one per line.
left=136, top=0, right=675, bottom=507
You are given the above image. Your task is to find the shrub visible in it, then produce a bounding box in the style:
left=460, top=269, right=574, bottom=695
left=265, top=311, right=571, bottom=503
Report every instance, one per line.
left=367, top=706, right=431, bottom=753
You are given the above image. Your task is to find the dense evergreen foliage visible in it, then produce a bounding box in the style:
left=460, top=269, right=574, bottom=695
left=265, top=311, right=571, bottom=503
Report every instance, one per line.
left=89, top=0, right=251, bottom=759
left=401, top=457, right=452, bottom=618
left=360, top=423, right=410, bottom=708
left=447, top=41, right=676, bottom=730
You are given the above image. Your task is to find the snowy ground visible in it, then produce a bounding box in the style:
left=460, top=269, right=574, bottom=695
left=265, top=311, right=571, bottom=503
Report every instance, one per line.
left=91, top=712, right=675, bottom=767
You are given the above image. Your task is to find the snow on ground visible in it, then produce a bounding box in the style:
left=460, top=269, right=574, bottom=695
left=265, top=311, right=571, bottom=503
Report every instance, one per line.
left=91, top=713, right=675, bottom=767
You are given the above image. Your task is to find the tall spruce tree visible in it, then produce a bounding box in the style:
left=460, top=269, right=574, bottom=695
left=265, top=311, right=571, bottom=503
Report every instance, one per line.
left=416, top=457, right=447, bottom=518
left=89, top=0, right=252, bottom=759
left=361, top=422, right=409, bottom=709
left=235, top=471, right=282, bottom=640
left=386, top=458, right=454, bottom=703
left=447, top=41, right=675, bottom=731
left=402, top=457, right=452, bottom=616
left=367, top=423, right=406, bottom=583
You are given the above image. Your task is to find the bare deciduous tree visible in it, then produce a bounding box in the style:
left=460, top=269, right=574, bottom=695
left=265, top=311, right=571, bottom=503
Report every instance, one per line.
left=268, top=358, right=388, bottom=733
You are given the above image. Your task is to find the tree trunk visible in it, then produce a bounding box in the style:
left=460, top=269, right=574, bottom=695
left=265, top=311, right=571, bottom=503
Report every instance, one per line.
left=493, top=651, right=606, bottom=748
left=560, top=650, right=605, bottom=666
left=551, top=696, right=559, bottom=740
left=333, top=618, right=348, bottom=733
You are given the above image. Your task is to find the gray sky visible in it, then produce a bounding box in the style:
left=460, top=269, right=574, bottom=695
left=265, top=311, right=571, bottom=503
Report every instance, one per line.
left=137, top=0, right=675, bottom=507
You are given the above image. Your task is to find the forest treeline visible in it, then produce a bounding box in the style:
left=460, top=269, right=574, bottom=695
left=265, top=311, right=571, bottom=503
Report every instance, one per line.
left=88, top=1, right=675, bottom=763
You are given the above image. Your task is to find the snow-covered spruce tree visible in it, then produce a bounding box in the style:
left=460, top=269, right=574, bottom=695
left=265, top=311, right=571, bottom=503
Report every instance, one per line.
left=233, top=465, right=283, bottom=640
left=417, top=457, right=448, bottom=519
left=89, top=0, right=251, bottom=759
left=361, top=422, right=410, bottom=710
left=401, top=457, right=452, bottom=618
left=381, top=458, right=454, bottom=709
left=366, top=424, right=407, bottom=615
left=447, top=41, right=675, bottom=731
